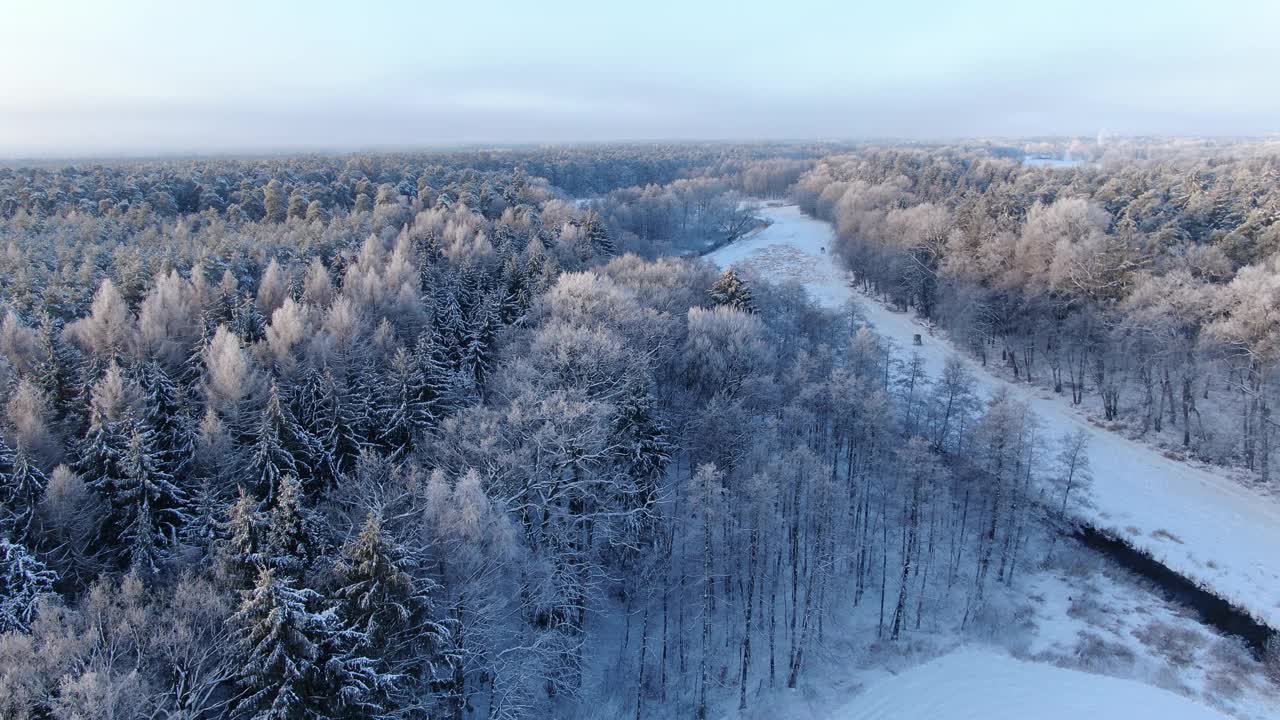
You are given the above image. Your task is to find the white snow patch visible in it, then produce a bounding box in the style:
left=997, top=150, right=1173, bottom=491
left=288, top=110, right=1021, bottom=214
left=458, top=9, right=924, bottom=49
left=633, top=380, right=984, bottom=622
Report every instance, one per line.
left=710, top=204, right=1280, bottom=630
left=829, top=649, right=1231, bottom=720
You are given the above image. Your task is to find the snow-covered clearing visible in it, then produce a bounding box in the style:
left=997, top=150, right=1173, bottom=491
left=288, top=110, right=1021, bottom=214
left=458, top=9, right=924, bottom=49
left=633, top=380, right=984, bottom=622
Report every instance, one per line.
left=709, top=204, right=1280, bottom=632
left=829, top=648, right=1230, bottom=720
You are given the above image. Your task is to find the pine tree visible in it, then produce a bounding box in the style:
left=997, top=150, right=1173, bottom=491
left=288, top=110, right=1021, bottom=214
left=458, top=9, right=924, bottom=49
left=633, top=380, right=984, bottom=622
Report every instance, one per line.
left=0, top=537, right=57, bottom=633
left=0, top=440, right=49, bottom=542
left=709, top=268, right=756, bottom=314
left=334, top=513, right=448, bottom=716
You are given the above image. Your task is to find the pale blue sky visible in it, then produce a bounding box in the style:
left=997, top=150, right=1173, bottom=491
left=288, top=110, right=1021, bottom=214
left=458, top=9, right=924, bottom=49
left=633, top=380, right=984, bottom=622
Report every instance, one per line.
left=1, top=0, right=1276, bottom=155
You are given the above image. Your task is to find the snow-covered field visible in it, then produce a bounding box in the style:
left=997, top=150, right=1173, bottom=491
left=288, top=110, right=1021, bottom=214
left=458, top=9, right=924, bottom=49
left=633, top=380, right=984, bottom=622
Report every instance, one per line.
left=709, top=204, right=1280, bottom=631
left=830, top=649, right=1230, bottom=720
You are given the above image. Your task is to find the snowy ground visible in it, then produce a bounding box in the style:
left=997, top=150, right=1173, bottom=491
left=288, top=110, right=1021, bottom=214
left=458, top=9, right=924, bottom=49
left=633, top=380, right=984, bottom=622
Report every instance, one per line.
left=709, top=204, right=1280, bottom=631
left=829, top=648, right=1230, bottom=720
left=1018, top=553, right=1277, bottom=720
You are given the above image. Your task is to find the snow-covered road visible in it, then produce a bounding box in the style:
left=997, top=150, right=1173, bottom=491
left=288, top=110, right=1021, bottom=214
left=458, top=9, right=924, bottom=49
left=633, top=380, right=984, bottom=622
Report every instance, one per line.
left=829, top=649, right=1231, bottom=720
left=710, top=204, right=1280, bottom=630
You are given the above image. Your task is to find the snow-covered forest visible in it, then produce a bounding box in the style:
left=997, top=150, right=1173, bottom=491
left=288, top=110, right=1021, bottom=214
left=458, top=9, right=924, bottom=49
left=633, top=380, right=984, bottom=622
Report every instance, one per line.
left=1, top=140, right=1279, bottom=720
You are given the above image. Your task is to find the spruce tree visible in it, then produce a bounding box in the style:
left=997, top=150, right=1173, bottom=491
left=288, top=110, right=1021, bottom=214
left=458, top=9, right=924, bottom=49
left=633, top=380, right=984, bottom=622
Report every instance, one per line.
left=233, top=293, right=267, bottom=344
left=230, top=566, right=344, bottom=720
left=116, top=423, right=190, bottom=571
left=246, top=383, right=322, bottom=504
left=0, top=440, right=49, bottom=543
left=580, top=210, right=615, bottom=256
left=218, top=488, right=265, bottom=592
left=612, top=378, right=672, bottom=512
left=497, top=253, right=530, bottom=324
left=0, top=537, right=57, bottom=633
left=137, top=359, right=194, bottom=483
left=462, top=295, right=500, bottom=388
left=79, top=397, right=131, bottom=548
left=430, top=284, right=467, bottom=371
left=334, top=513, right=447, bottom=717
left=298, top=367, right=366, bottom=481
left=264, top=475, right=325, bottom=582
left=379, top=348, right=431, bottom=459
left=33, top=312, right=81, bottom=424
left=414, top=326, right=456, bottom=425
left=709, top=268, right=756, bottom=313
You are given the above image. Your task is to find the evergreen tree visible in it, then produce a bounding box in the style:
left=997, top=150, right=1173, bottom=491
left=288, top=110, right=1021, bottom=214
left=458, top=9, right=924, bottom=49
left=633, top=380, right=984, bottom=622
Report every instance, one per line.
left=124, top=494, right=163, bottom=575
left=709, top=268, right=756, bottom=313
left=611, top=378, right=672, bottom=513
left=580, top=210, right=615, bottom=256
left=264, top=475, right=325, bottom=582
left=295, top=366, right=365, bottom=482
left=415, top=330, right=457, bottom=426
left=233, top=293, right=267, bottom=344
left=79, top=392, right=131, bottom=548
left=246, top=383, right=323, bottom=504
left=462, top=295, right=500, bottom=389
left=0, top=440, right=49, bottom=543
left=115, top=423, right=191, bottom=570
left=231, top=566, right=364, bottom=720
left=497, top=253, right=531, bottom=324
left=430, top=284, right=467, bottom=371
left=0, top=537, right=56, bottom=633
left=137, top=359, right=194, bottom=483
left=378, top=348, right=432, bottom=459
left=334, top=513, right=448, bottom=717
left=33, top=312, right=81, bottom=424
left=218, top=488, right=265, bottom=592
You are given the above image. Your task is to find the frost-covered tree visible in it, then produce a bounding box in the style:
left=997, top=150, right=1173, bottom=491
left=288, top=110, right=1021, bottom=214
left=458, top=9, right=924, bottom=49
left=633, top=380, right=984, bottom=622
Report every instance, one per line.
left=116, top=423, right=191, bottom=572
left=137, top=269, right=200, bottom=370
left=230, top=566, right=364, bottom=720
left=462, top=294, right=500, bottom=388
left=65, top=278, right=135, bottom=359
left=293, top=366, right=364, bottom=483
left=334, top=512, right=448, bottom=717
left=257, top=259, right=289, bottom=316
left=4, top=379, right=58, bottom=465
left=263, top=474, right=326, bottom=582
left=137, top=359, right=193, bottom=483
left=201, top=324, right=261, bottom=433
left=218, top=488, right=265, bottom=592
left=245, top=383, right=322, bottom=504
left=708, top=267, right=756, bottom=314
left=36, top=465, right=104, bottom=588
left=378, top=348, right=433, bottom=460
left=262, top=179, right=287, bottom=224
left=0, top=537, right=56, bottom=633
left=0, top=440, right=48, bottom=542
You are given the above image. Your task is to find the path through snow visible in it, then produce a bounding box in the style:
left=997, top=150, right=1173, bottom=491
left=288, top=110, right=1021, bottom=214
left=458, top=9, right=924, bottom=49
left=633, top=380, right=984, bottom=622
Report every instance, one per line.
left=710, top=204, right=1280, bottom=630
